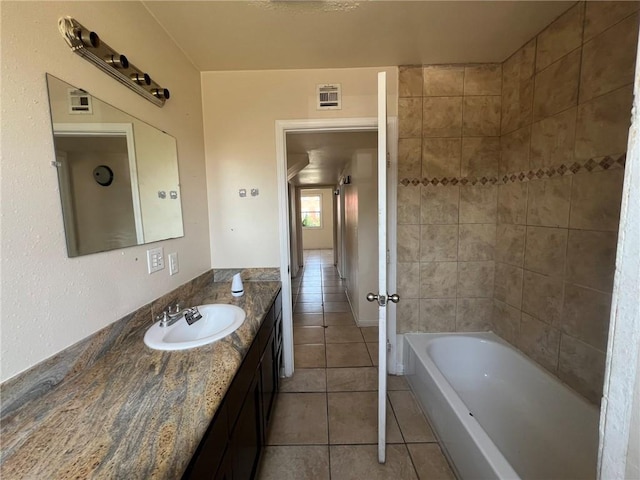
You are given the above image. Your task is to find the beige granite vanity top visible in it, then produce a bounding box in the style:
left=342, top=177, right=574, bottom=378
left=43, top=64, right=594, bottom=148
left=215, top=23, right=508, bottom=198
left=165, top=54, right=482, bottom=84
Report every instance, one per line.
left=0, top=281, right=281, bottom=479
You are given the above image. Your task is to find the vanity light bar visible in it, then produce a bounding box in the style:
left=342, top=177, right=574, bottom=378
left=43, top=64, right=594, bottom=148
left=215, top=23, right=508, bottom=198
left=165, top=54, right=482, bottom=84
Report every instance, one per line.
left=58, top=17, right=169, bottom=107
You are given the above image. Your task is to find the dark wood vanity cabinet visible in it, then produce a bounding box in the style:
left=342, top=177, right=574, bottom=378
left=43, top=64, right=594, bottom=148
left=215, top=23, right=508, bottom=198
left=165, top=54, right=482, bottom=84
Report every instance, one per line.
left=183, top=289, right=282, bottom=480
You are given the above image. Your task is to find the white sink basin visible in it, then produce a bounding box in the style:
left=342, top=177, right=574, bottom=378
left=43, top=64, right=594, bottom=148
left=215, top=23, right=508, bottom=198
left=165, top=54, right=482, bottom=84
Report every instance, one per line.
left=144, top=304, right=246, bottom=351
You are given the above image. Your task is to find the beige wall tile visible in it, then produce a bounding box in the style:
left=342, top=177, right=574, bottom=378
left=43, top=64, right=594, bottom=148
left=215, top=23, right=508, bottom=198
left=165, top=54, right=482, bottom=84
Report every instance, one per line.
left=533, top=49, right=580, bottom=122
left=565, top=229, right=618, bottom=292
left=422, top=138, right=461, bottom=178
left=459, top=186, right=497, bottom=224
left=397, top=186, right=420, bottom=225
left=494, top=262, right=524, bottom=308
left=398, top=138, right=422, bottom=179
left=462, top=96, right=501, bottom=136
left=500, top=126, right=531, bottom=174
left=530, top=107, right=577, bottom=169
left=496, top=224, right=526, bottom=266
left=419, top=262, right=457, bottom=298
left=455, top=298, right=493, bottom=331
left=501, top=39, right=536, bottom=134
left=461, top=137, right=500, bottom=177
left=420, top=299, right=457, bottom=332
left=575, top=85, right=633, bottom=160
left=584, top=1, right=640, bottom=41
left=518, top=313, right=561, bottom=373
left=464, top=64, right=502, bottom=96
left=458, top=224, right=496, bottom=261
left=423, top=65, right=464, bottom=96
left=524, top=226, right=568, bottom=277
left=457, top=261, right=494, bottom=297
left=397, top=298, right=420, bottom=333
left=522, top=270, right=564, bottom=327
left=580, top=13, right=639, bottom=103
left=558, top=334, right=606, bottom=404
left=536, top=2, right=584, bottom=72
left=504, top=37, right=536, bottom=79
left=492, top=299, right=521, bottom=344
left=421, top=185, right=459, bottom=225
left=420, top=225, right=458, bottom=262
left=501, top=77, right=534, bottom=136
left=398, top=98, right=423, bottom=138
left=497, top=182, right=528, bottom=225
left=562, top=283, right=612, bottom=351
left=526, top=176, right=572, bottom=228
left=398, top=225, right=420, bottom=262
left=397, top=262, right=420, bottom=299
left=399, top=66, right=423, bottom=98
left=423, top=97, right=463, bottom=137
left=569, top=170, right=624, bottom=231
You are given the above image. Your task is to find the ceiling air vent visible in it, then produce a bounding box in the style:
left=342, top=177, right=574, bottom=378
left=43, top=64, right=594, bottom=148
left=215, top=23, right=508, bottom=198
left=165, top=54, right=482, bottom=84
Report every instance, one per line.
left=67, top=88, right=93, bottom=114
left=317, top=83, right=341, bottom=110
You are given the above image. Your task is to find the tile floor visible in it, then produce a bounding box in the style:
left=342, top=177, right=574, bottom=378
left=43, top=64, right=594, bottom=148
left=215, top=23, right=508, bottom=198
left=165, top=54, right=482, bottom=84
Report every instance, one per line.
left=257, top=249, right=456, bottom=480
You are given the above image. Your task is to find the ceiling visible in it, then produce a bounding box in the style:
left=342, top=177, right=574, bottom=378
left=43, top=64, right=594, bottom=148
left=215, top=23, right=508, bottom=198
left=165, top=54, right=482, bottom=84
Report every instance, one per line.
left=142, top=1, right=573, bottom=71
left=287, top=131, right=377, bottom=186
left=142, top=0, right=574, bottom=188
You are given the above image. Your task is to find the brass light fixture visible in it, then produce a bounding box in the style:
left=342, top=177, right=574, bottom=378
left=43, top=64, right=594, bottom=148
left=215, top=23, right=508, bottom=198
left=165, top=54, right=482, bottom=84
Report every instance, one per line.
left=58, top=17, right=170, bottom=107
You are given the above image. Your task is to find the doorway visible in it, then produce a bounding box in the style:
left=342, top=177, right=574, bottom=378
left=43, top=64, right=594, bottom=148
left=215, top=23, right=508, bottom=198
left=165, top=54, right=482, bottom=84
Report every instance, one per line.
left=274, top=118, right=398, bottom=378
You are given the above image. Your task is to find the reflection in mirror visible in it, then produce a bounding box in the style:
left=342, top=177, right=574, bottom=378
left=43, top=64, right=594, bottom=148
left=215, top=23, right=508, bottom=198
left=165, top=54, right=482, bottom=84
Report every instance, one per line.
left=46, top=74, right=184, bottom=257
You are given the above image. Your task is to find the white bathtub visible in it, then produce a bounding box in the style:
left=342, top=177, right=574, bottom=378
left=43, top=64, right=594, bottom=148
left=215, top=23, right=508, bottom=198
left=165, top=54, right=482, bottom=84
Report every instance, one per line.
left=403, top=332, right=599, bottom=480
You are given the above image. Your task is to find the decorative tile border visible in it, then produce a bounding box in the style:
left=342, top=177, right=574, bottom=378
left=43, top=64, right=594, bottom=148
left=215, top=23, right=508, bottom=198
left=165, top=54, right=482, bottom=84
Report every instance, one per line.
left=399, top=153, right=626, bottom=187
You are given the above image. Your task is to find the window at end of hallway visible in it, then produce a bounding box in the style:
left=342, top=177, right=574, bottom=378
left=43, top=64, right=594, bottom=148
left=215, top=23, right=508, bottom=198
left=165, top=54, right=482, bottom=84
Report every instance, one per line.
left=301, top=194, right=322, bottom=228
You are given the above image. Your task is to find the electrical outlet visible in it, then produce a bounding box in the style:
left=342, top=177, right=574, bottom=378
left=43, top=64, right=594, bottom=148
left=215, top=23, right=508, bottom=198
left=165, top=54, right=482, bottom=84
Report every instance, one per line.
left=168, top=252, right=179, bottom=275
left=147, top=247, right=164, bottom=274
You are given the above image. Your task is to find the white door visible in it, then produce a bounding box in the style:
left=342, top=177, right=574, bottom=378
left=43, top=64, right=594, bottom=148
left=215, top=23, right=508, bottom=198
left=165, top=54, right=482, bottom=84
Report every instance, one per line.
left=368, top=71, right=399, bottom=464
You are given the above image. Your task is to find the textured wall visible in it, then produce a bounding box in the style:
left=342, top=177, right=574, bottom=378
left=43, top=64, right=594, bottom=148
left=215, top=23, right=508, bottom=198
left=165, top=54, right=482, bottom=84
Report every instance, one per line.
left=1, top=1, right=210, bottom=382
left=396, top=63, right=502, bottom=334
left=200, top=67, right=398, bottom=269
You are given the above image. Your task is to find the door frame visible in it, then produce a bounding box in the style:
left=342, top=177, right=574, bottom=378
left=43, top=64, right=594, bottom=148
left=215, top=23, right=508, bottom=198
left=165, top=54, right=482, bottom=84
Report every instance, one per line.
left=275, top=117, right=398, bottom=377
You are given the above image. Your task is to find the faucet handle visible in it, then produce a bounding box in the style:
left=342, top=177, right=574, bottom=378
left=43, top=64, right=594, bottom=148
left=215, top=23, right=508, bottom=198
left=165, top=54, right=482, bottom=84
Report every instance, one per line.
left=156, top=311, right=170, bottom=327
left=171, top=302, right=181, bottom=314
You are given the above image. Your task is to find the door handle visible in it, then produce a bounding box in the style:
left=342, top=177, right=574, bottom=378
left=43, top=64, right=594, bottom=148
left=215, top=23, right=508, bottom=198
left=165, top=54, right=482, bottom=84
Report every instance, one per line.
left=367, top=292, right=387, bottom=306
left=388, top=293, right=400, bottom=303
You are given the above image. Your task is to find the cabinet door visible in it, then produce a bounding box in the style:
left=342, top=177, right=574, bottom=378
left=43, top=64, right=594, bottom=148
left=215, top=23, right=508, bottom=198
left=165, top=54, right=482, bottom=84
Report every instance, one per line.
left=231, top=374, right=262, bottom=480
left=183, top=403, right=229, bottom=480
left=261, top=330, right=276, bottom=438
left=214, top=448, right=234, bottom=480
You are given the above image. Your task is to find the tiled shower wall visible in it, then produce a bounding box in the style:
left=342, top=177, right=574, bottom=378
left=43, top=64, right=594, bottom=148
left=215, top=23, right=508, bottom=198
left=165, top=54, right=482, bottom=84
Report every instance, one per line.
left=396, top=63, right=502, bottom=333
left=396, top=1, right=638, bottom=404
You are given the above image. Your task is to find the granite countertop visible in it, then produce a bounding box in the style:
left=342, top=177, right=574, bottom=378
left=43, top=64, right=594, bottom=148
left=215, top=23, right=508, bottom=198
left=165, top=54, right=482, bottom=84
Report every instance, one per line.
left=0, top=281, right=281, bottom=479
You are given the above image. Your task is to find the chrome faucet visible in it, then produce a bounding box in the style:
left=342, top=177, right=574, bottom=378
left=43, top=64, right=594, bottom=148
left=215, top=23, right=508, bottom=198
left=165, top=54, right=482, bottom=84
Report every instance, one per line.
left=156, top=303, right=202, bottom=327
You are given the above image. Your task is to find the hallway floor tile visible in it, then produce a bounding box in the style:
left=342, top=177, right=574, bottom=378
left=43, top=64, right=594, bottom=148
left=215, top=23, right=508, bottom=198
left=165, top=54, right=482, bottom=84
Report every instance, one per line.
left=257, top=249, right=455, bottom=480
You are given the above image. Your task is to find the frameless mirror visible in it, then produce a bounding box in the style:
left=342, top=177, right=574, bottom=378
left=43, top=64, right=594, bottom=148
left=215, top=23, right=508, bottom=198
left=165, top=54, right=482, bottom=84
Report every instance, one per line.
left=46, top=74, right=184, bottom=257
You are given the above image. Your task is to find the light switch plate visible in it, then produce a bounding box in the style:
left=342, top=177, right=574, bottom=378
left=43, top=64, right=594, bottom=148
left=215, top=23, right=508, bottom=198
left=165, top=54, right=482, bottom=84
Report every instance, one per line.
left=147, top=247, right=164, bottom=274
left=168, top=252, right=179, bottom=276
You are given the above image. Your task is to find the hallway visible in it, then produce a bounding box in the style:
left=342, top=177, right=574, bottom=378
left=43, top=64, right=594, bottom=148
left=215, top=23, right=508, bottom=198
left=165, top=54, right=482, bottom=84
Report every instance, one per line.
left=257, top=249, right=455, bottom=479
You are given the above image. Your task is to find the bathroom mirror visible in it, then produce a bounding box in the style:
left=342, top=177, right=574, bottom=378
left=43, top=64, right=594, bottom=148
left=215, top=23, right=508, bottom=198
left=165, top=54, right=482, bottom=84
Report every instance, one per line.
left=46, top=74, right=184, bottom=257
